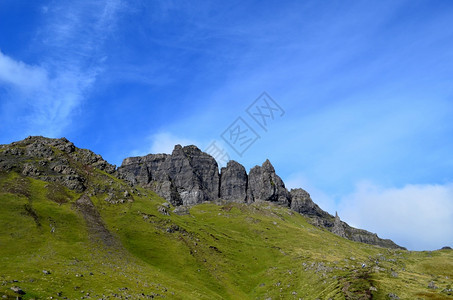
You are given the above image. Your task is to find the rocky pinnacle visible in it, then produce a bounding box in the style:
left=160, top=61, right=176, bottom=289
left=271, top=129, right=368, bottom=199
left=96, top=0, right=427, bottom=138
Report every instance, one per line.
left=118, top=144, right=404, bottom=249
left=0, top=137, right=405, bottom=249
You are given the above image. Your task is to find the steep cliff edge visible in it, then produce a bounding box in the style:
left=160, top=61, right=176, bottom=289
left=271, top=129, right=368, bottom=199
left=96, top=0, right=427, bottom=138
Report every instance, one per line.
left=219, top=160, right=248, bottom=202
left=0, top=137, right=403, bottom=249
left=118, top=144, right=404, bottom=249
left=118, top=145, right=219, bottom=206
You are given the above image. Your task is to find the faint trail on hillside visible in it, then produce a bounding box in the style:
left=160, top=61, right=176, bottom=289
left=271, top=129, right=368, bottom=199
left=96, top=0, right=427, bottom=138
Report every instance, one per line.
left=74, top=194, right=121, bottom=249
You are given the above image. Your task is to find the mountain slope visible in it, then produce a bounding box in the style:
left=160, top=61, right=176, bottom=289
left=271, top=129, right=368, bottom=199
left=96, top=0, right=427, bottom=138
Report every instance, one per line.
left=0, top=136, right=452, bottom=299
left=117, top=142, right=402, bottom=249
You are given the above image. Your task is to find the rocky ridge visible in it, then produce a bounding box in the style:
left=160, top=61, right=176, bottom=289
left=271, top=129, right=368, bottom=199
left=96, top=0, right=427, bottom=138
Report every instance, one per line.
left=118, top=145, right=219, bottom=206
left=0, top=136, right=404, bottom=249
left=118, top=144, right=403, bottom=249
left=0, top=136, right=115, bottom=193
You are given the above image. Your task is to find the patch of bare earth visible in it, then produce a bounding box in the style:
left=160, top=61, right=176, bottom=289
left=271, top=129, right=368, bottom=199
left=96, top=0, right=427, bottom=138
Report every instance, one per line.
left=74, top=194, right=120, bottom=249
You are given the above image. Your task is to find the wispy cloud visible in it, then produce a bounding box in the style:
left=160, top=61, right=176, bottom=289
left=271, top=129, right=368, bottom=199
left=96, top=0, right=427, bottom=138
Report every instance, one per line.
left=149, top=132, right=198, bottom=154
left=0, top=0, right=124, bottom=138
left=126, top=132, right=235, bottom=170
left=285, top=171, right=453, bottom=250
left=129, top=132, right=199, bottom=157
left=339, top=181, right=453, bottom=250
left=0, top=51, right=48, bottom=90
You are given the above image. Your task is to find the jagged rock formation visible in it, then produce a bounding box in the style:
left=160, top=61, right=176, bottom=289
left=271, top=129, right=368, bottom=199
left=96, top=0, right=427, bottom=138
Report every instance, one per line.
left=341, top=219, right=401, bottom=248
left=118, top=147, right=292, bottom=206
left=332, top=212, right=346, bottom=237
left=290, top=188, right=331, bottom=219
left=219, top=161, right=247, bottom=202
left=118, top=145, right=219, bottom=206
left=290, top=188, right=337, bottom=229
left=247, top=159, right=291, bottom=205
left=119, top=144, right=404, bottom=249
left=1, top=137, right=404, bottom=249
left=289, top=189, right=402, bottom=248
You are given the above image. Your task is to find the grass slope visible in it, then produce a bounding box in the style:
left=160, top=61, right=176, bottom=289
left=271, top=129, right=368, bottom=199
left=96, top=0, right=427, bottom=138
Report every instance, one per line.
left=1, top=171, right=452, bottom=299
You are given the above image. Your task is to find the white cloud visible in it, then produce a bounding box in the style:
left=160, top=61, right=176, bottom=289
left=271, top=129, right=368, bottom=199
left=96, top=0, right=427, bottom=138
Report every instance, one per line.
left=128, top=133, right=235, bottom=169
left=339, top=181, right=453, bottom=251
left=129, top=132, right=199, bottom=157
left=150, top=132, right=198, bottom=154
left=0, top=50, right=96, bottom=137
left=128, top=133, right=236, bottom=169
left=0, top=51, right=48, bottom=91
left=0, top=1, right=124, bottom=138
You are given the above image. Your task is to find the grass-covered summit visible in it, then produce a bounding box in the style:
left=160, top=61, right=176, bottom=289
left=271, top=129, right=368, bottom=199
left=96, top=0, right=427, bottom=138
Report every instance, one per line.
left=0, top=136, right=452, bottom=299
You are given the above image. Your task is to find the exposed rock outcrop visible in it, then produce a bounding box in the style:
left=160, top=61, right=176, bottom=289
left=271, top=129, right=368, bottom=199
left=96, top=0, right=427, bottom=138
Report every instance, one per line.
left=219, top=160, right=247, bottom=202
left=247, top=159, right=291, bottom=206
left=118, top=145, right=219, bottom=206
left=289, top=189, right=335, bottom=232
left=0, top=136, right=115, bottom=192
left=332, top=212, right=346, bottom=237
left=118, top=144, right=404, bottom=249
left=1, top=137, right=405, bottom=249
left=289, top=189, right=402, bottom=248
left=290, top=188, right=330, bottom=219
left=342, top=222, right=402, bottom=248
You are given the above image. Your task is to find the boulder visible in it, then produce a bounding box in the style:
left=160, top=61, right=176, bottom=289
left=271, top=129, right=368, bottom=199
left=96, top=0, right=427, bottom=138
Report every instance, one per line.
left=10, top=286, right=25, bottom=295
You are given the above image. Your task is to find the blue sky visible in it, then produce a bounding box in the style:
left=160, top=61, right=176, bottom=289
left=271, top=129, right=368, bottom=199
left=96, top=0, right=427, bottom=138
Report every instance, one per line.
left=1, top=0, right=453, bottom=250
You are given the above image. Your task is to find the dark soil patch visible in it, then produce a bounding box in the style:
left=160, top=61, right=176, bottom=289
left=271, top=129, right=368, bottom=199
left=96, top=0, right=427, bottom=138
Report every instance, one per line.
left=46, top=182, right=72, bottom=204
left=339, top=268, right=374, bottom=299
left=1, top=173, right=30, bottom=198
left=74, top=194, right=120, bottom=248
left=24, top=203, right=41, bottom=227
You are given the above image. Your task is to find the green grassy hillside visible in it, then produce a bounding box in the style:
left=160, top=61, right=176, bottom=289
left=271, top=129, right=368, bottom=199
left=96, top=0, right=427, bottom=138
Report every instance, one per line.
left=1, top=170, right=452, bottom=299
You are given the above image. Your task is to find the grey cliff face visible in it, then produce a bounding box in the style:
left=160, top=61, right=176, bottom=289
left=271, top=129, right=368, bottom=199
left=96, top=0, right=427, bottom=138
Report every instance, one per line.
left=118, top=145, right=219, bottom=206
left=219, top=160, right=247, bottom=202
left=247, top=159, right=291, bottom=206
left=118, top=148, right=403, bottom=249
left=118, top=155, right=155, bottom=185
left=1, top=136, right=405, bottom=249
left=173, top=145, right=219, bottom=204
left=332, top=212, right=346, bottom=238
left=290, top=188, right=330, bottom=219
